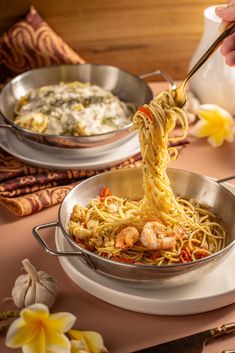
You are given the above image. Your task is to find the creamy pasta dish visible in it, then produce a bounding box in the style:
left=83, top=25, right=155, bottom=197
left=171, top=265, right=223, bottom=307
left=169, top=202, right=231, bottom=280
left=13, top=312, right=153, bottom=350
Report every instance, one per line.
left=14, top=81, right=134, bottom=136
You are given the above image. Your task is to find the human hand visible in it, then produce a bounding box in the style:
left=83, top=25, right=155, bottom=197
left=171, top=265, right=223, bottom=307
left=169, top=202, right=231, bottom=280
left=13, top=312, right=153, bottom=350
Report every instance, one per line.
left=216, top=1, right=235, bottom=66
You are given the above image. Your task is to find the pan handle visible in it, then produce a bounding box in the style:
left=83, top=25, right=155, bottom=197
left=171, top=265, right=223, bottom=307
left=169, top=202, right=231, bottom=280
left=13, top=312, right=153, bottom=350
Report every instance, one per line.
left=33, top=221, right=81, bottom=256
left=0, top=122, right=25, bottom=142
left=0, top=123, right=16, bottom=131
left=139, top=69, right=176, bottom=89
left=217, top=176, right=235, bottom=184
left=0, top=111, right=23, bottom=137
left=0, top=110, right=23, bottom=139
left=32, top=221, right=96, bottom=269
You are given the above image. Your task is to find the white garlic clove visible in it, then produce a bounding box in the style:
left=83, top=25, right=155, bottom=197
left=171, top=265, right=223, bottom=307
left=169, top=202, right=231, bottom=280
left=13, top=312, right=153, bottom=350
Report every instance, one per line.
left=12, top=275, right=30, bottom=309
left=24, top=283, right=36, bottom=307
left=38, top=271, right=58, bottom=295
left=35, top=282, right=56, bottom=308
left=40, top=280, right=58, bottom=297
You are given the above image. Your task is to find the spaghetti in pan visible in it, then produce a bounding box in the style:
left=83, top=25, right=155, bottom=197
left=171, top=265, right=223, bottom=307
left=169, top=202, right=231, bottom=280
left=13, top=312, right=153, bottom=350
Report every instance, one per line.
left=68, top=91, right=226, bottom=265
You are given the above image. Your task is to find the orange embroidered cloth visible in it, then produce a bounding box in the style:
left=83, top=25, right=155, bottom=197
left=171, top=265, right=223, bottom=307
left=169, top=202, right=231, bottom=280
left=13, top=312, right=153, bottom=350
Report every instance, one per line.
left=0, top=149, right=144, bottom=216
left=0, top=141, right=190, bottom=216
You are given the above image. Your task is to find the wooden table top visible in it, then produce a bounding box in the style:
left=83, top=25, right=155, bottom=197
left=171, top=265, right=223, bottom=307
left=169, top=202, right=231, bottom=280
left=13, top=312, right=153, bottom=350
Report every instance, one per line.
left=1, top=82, right=235, bottom=353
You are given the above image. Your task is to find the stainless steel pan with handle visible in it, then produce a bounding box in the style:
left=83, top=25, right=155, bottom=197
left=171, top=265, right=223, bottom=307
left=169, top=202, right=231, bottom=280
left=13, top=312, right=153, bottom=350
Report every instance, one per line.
left=0, top=64, right=174, bottom=149
left=32, top=167, right=235, bottom=288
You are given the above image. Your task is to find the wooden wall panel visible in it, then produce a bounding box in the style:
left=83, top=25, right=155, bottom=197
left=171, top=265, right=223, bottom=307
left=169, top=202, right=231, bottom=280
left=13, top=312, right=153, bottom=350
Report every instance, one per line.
left=0, top=0, right=226, bottom=80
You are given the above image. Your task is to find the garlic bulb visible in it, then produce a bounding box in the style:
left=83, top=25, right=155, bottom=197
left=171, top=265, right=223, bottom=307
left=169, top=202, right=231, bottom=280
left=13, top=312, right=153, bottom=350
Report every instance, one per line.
left=12, top=259, right=58, bottom=309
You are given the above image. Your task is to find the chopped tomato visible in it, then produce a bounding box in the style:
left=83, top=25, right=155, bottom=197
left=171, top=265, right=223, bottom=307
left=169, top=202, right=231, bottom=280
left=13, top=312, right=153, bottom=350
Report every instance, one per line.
left=113, top=256, right=135, bottom=264
left=180, top=247, right=192, bottom=263
left=149, top=251, right=162, bottom=260
left=99, top=187, right=112, bottom=201
left=194, top=250, right=209, bottom=260
left=184, top=245, right=192, bottom=257
left=138, top=106, right=154, bottom=121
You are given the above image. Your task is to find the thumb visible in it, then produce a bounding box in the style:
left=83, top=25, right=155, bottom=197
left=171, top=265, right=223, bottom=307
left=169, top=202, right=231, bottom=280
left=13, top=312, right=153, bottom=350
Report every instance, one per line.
left=216, top=3, right=235, bottom=21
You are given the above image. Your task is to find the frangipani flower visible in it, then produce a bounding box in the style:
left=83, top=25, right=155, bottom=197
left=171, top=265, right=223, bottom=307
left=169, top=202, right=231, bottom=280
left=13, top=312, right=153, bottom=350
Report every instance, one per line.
left=5, top=303, right=76, bottom=353
left=192, top=104, right=234, bottom=147
left=68, top=329, right=107, bottom=353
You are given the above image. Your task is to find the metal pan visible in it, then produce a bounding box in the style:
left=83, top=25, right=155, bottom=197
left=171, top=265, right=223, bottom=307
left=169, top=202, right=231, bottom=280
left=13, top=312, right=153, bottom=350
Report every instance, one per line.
left=33, top=167, right=235, bottom=288
left=0, top=64, right=174, bottom=148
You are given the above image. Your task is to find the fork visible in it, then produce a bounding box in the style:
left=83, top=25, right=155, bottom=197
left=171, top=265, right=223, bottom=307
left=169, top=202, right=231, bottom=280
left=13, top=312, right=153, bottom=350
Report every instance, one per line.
left=172, top=23, right=235, bottom=108
left=221, top=350, right=235, bottom=353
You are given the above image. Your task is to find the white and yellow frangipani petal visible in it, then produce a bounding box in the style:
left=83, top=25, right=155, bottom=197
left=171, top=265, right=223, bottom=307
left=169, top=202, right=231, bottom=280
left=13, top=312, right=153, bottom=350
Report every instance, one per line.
left=4, top=318, right=36, bottom=348
left=70, top=339, right=88, bottom=353
left=6, top=303, right=76, bottom=353
left=21, top=303, right=49, bottom=324
left=48, top=312, right=78, bottom=333
left=68, top=329, right=108, bottom=353
left=45, top=327, right=72, bottom=353
left=192, top=104, right=234, bottom=147
left=22, top=327, right=46, bottom=353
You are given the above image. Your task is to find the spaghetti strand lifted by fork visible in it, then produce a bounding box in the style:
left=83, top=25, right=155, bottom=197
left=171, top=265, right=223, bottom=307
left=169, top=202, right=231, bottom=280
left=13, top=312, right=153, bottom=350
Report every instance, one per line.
left=69, top=90, right=226, bottom=265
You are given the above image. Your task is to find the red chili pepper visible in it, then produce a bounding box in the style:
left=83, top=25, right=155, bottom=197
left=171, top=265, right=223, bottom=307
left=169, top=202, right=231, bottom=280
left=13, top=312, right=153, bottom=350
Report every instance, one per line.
left=180, top=250, right=188, bottom=263
left=99, top=187, right=112, bottom=201
left=184, top=246, right=192, bottom=260
left=180, top=247, right=192, bottom=263
left=195, top=250, right=209, bottom=260
left=138, top=106, right=154, bottom=121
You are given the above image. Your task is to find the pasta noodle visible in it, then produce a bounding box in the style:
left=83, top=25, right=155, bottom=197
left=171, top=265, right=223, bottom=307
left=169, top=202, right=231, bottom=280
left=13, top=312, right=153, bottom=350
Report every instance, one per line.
left=69, top=90, right=226, bottom=265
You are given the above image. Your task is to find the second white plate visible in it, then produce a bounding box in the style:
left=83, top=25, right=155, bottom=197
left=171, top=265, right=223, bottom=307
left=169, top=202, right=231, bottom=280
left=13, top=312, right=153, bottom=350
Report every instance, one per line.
left=0, top=127, right=140, bottom=170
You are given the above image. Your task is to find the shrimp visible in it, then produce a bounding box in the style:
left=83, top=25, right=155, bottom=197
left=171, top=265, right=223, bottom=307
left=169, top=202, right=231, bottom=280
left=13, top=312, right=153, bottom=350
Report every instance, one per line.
left=115, top=227, right=139, bottom=249
left=140, top=222, right=183, bottom=250
left=73, top=225, right=92, bottom=240
left=89, top=234, right=104, bottom=247
left=70, top=204, right=87, bottom=223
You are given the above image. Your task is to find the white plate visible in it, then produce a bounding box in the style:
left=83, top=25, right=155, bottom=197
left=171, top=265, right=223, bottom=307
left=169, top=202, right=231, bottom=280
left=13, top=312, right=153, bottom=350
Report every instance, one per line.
left=0, top=126, right=140, bottom=170
left=55, top=182, right=235, bottom=316
left=19, top=131, right=138, bottom=158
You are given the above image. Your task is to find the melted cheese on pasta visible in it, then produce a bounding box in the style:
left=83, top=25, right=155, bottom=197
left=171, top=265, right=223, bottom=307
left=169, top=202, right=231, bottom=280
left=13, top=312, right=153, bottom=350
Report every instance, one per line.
left=14, top=81, right=134, bottom=136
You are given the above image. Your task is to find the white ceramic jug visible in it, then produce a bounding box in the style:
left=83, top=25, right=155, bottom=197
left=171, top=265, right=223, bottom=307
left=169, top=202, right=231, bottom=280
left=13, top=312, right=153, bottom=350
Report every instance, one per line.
left=188, top=5, right=235, bottom=115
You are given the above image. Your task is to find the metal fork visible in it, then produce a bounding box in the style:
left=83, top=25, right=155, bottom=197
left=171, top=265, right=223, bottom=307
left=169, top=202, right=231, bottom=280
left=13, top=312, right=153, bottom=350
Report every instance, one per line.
left=172, top=23, right=235, bottom=108
left=222, top=350, right=235, bottom=353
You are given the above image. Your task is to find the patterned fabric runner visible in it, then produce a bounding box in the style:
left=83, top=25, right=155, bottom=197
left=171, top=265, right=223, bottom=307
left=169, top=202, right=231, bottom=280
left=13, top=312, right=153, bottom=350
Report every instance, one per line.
left=0, top=151, right=143, bottom=216
left=0, top=142, right=189, bottom=216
